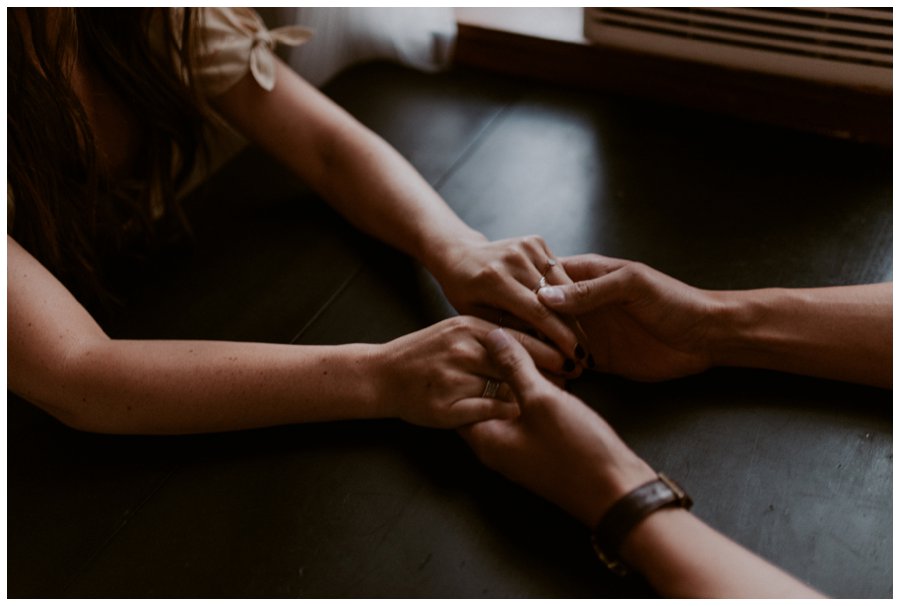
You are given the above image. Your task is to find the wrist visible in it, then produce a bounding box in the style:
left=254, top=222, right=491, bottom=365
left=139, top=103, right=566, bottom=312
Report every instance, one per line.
left=580, top=452, right=658, bottom=528
left=707, top=288, right=791, bottom=369
left=704, top=289, right=764, bottom=368
left=591, top=472, right=693, bottom=577
left=419, top=228, right=488, bottom=280
left=359, top=342, right=399, bottom=420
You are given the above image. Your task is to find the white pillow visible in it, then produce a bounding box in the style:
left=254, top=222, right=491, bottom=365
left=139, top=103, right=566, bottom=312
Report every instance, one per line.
left=258, top=7, right=457, bottom=87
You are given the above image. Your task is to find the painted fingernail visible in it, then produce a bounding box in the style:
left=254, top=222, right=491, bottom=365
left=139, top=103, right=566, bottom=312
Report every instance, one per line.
left=587, top=354, right=596, bottom=369
left=563, top=358, right=576, bottom=372
left=574, top=344, right=586, bottom=360
left=538, top=286, right=565, bottom=305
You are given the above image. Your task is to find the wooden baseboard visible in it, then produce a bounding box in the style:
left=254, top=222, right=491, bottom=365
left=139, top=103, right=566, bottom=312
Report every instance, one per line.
left=454, top=20, right=891, bottom=146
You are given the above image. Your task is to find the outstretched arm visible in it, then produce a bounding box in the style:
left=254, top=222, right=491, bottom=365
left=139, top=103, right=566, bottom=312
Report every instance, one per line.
left=9, top=236, right=574, bottom=434
left=461, top=328, right=824, bottom=598
left=209, top=59, right=582, bottom=361
left=538, top=254, right=891, bottom=387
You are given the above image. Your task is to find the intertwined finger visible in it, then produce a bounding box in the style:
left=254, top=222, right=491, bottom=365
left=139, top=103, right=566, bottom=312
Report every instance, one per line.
left=447, top=396, right=520, bottom=427
left=558, top=254, right=628, bottom=282
left=482, top=328, right=552, bottom=406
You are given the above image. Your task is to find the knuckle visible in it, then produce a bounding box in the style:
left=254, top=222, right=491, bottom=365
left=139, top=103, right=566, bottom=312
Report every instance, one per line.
left=500, top=247, right=522, bottom=265
left=630, top=261, right=648, bottom=275
left=622, top=263, right=646, bottom=285
left=447, top=340, right=471, bottom=361
left=572, top=281, right=591, bottom=301
left=446, top=315, right=471, bottom=332
left=485, top=260, right=506, bottom=279
left=525, top=234, right=547, bottom=253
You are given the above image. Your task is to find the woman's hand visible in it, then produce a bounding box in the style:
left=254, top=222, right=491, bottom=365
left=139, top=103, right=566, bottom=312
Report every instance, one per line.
left=429, top=235, right=585, bottom=363
left=459, top=328, right=655, bottom=526
left=373, top=316, right=578, bottom=429
left=538, top=254, right=724, bottom=382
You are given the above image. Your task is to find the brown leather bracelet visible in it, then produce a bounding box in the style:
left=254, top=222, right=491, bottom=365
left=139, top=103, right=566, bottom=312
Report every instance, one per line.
left=590, top=472, right=693, bottom=576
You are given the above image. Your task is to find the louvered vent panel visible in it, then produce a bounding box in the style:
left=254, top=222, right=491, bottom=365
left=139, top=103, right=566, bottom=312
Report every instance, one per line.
left=584, top=7, right=892, bottom=91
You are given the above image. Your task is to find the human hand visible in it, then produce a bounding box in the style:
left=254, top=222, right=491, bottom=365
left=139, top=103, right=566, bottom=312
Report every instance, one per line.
left=538, top=255, right=724, bottom=382
left=460, top=328, right=655, bottom=527
left=430, top=235, right=585, bottom=363
left=375, top=316, right=578, bottom=429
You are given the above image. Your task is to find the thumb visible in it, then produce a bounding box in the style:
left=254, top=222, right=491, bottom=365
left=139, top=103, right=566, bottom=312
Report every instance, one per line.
left=484, top=328, right=548, bottom=404
left=538, top=271, right=628, bottom=314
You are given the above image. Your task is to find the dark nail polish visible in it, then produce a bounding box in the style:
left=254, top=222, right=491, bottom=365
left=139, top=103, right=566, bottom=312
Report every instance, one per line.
left=587, top=354, right=596, bottom=370
left=574, top=344, right=586, bottom=360
left=563, top=358, right=576, bottom=372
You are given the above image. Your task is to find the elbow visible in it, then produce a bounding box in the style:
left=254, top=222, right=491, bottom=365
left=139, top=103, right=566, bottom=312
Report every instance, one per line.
left=11, top=337, right=141, bottom=435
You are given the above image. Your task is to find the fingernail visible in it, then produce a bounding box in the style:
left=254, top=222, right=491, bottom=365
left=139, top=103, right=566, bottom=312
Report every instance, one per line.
left=563, top=358, right=576, bottom=372
left=587, top=353, right=596, bottom=369
left=574, top=344, right=586, bottom=360
left=538, top=286, right=565, bottom=305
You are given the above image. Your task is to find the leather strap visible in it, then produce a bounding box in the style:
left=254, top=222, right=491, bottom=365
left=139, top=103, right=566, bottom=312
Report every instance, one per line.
left=591, top=472, right=692, bottom=576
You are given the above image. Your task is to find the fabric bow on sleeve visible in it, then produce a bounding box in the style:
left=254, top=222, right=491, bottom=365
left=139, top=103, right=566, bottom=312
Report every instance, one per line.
left=197, top=8, right=314, bottom=97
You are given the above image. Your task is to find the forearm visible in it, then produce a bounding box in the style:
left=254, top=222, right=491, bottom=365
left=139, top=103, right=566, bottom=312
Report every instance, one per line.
left=20, top=337, right=383, bottom=435
left=310, top=117, right=485, bottom=272
left=710, top=283, right=892, bottom=388
left=214, top=62, right=485, bottom=276
left=620, top=508, right=823, bottom=598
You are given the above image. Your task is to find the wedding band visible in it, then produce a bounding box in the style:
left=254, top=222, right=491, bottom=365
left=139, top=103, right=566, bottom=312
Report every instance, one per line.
left=534, top=275, right=548, bottom=293
left=482, top=379, right=501, bottom=399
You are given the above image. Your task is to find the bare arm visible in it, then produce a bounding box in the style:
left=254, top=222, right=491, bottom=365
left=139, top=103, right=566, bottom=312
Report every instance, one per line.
left=9, top=236, right=573, bottom=434
left=539, top=254, right=891, bottom=387
left=461, top=329, right=824, bottom=598
left=621, top=509, right=821, bottom=598
left=712, top=283, right=891, bottom=388
left=209, top=60, right=582, bottom=360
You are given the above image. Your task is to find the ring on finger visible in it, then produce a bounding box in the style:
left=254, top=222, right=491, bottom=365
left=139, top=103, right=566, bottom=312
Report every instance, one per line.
left=482, top=378, right=501, bottom=399
left=533, top=275, right=548, bottom=293
left=541, top=257, right=558, bottom=277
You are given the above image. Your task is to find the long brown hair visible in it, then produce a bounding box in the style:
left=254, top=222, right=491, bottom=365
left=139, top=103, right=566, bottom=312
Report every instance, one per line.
left=7, top=8, right=207, bottom=304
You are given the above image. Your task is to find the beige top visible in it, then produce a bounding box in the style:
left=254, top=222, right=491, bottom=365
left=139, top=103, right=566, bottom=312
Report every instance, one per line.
left=193, top=7, right=313, bottom=97
left=172, top=8, right=313, bottom=199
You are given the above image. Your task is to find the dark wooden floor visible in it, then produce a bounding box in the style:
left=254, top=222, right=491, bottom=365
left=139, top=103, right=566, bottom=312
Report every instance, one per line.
left=7, top=62, right=892, bottom=598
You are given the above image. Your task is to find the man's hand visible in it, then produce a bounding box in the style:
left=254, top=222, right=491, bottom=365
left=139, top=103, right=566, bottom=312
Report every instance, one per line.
left=459, top=328, right=655, bottom=527
left=538, top=254, right=724, bottom=381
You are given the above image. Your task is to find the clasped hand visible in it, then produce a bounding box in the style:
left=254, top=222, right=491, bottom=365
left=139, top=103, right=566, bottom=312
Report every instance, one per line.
left=538, top=254, right=722, bottom=382
left=430, top=235, right=586, bottom=363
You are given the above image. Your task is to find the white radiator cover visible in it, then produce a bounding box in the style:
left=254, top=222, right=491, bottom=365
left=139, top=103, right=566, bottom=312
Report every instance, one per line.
left=583, top=7, right=891, bottom=92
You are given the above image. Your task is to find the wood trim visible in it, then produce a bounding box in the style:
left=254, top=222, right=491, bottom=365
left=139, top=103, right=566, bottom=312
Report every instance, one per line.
left=454, top=22, right=891, bottom=146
